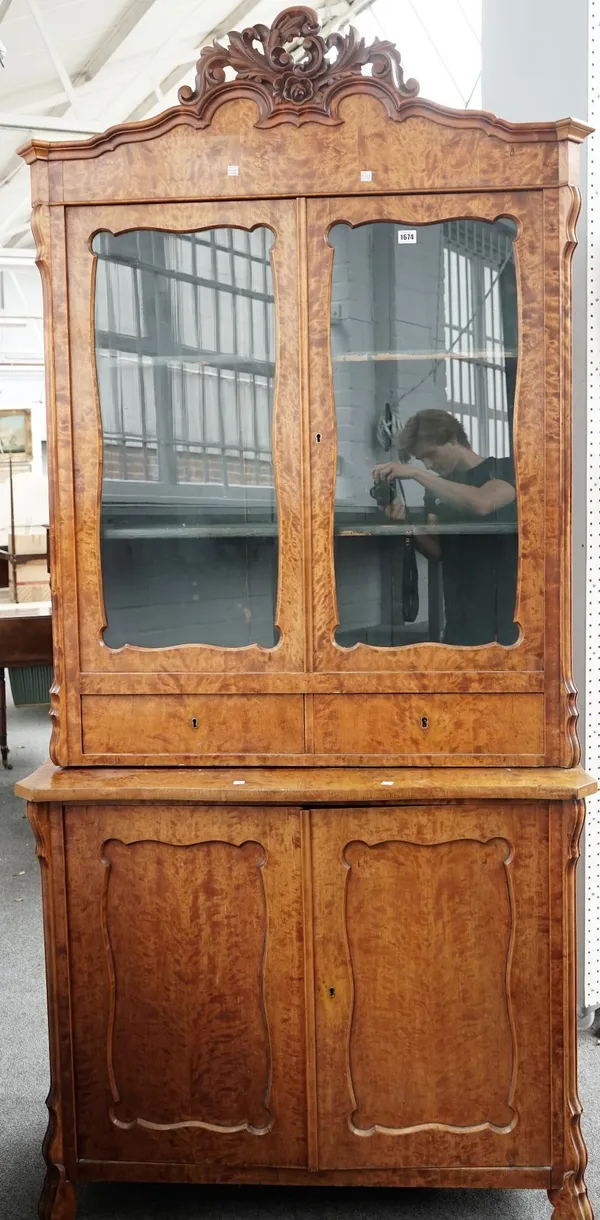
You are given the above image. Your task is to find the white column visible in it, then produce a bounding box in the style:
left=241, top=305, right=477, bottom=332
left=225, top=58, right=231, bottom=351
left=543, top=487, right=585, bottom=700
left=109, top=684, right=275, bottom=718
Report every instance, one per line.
left=482, top=0, right=598, bottom=1015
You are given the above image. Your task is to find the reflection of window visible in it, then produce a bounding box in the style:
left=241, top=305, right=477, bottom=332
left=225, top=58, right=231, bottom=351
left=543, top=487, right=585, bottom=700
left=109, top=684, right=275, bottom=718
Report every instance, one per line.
left=443, top=220, right=516, bottom=458
left=94, top=229, right=275, bottom=487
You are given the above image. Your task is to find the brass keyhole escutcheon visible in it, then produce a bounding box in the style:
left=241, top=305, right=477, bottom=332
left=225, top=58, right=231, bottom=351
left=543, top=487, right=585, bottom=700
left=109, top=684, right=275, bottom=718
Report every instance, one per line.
left=191, top=716, right=199, bottom=729
left=421, top=716, right=429, bottom=730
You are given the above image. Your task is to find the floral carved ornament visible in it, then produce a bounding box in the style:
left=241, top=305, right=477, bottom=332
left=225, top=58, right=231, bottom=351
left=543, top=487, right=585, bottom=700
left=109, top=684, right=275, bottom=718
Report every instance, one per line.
left=178, top=5, right=420, bottom=126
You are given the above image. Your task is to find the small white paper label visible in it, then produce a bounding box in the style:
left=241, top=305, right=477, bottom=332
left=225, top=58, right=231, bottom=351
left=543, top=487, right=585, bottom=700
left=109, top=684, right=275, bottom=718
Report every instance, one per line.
left=360, top=170, right=373, bottom=182
left=398, top=229, right=417, bottom=244
left=227, top=164, right=239, bottom=176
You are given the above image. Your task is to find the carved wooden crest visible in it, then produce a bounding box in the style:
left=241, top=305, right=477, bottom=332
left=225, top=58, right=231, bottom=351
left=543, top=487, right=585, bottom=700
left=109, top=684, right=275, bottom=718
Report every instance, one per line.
left=178, top=5, right=420, bottom=127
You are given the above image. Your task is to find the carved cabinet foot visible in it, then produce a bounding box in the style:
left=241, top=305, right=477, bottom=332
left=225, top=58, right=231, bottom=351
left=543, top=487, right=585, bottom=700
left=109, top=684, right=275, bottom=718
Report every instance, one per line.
left=39, top=1166, right=76, bottom=1220
left=549, top=1173, right=594, bottom=1219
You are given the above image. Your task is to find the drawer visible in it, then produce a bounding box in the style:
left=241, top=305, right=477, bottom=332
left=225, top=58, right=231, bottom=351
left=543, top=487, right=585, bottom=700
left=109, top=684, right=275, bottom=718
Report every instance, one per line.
left=81, top=695, right=305, bottom=757
left=313, top=694, right=544, bottom=760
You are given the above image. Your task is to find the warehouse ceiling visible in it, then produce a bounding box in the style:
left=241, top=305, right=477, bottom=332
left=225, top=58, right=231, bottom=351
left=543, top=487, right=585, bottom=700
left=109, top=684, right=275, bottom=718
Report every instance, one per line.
left=0, top=0, right=481, bottom=252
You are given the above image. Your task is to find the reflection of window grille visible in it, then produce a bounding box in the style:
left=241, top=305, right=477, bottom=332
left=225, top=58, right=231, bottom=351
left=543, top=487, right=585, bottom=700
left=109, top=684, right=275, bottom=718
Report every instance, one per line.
left=94, top=228, right=275, bottom=487
left=443, top=220, right=516, bottom=458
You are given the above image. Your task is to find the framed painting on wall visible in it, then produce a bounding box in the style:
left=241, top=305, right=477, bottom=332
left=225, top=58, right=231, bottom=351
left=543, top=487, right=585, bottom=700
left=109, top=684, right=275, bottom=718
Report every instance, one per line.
left=0, top=409, right=32, bottom=463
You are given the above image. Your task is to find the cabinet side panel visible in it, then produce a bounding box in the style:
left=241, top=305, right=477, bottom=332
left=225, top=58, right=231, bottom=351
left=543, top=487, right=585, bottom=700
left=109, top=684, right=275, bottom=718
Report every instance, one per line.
left=27, top=801, right=78, bottom=1207
left=549, top=800, right=592, bottom=1207
left=543, top=188, right=582, bottom=766
left=31, top=202, right=79, bottom=764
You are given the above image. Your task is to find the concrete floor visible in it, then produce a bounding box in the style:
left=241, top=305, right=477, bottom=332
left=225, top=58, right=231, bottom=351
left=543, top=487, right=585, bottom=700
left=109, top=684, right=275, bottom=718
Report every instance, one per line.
left=1, top=695, right=599, bottom=1220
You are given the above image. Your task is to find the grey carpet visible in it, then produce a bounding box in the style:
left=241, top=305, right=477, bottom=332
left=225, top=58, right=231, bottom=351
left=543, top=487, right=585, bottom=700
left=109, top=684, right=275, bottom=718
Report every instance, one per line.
left=1, top=695, right=598, bottom=1219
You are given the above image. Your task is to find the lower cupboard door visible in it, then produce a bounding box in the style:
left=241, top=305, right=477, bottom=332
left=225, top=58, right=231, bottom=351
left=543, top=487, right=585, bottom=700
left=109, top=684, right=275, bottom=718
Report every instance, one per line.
left=64, top=804, right=307, bottom=1168
left=310, top=803, right=552, bottom=1170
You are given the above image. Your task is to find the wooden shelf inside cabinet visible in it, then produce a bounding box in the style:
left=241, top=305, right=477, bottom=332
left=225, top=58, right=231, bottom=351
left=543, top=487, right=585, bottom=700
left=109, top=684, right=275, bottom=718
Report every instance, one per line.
left=333, top=349, right=518, bottom=364
left=335, top=522, right=518, bottom=536
left=98, top=349, right=276, bottom=377
left=102, top=521, right=518, bottom=539
left=102, top=523, right=279, bottom=539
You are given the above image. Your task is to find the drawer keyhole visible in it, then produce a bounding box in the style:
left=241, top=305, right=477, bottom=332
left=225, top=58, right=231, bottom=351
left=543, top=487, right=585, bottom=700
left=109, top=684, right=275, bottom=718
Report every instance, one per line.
left=421, top=716, right=429, bottom=730
left=191, top=716, right=199, bottom=730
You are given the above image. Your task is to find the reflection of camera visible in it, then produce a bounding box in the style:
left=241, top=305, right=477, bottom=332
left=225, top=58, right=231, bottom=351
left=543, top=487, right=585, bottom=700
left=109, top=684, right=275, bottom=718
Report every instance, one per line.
left=370, top=481, right=396, bottom=508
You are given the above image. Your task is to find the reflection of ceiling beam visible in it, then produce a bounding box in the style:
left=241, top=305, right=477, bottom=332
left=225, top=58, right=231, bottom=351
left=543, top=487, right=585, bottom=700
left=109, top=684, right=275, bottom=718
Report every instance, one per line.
left=455, top=0, right=480, bottom=44
left=405, top=0, right=468, bottom=104
left=126, top=0, right=264, bottom=123
left=26, top=0, right=80, bottom=115
left=0, top=2, right=164, bottom=114
left=6, top=224, right=34, bottom=245
left=127, top=60, right=196, bottom=123
left=0, top=112, right=103, bottom=133
left=0, top=86, right=71, bottom=113
left=0, top=249, right=35, bottom=265
left=0, top=0, right=382, bottom=250
left=318, top=0, right=377, bottom=34
left=73, top=0, right=162, bottom=83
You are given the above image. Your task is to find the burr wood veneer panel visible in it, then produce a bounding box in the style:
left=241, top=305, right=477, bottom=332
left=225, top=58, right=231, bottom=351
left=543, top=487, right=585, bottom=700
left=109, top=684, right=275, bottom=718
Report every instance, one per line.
left=102, top=838, right=271, bottom=1133
left=312, top=694, right=544, bottom=759
left=311, top=802, right=551, bottom=1170
left=17, top=761, right=597, bottom=803
left=64, top=803, right=307, bottom=1167
left=81, top=695, right=305, bottom=757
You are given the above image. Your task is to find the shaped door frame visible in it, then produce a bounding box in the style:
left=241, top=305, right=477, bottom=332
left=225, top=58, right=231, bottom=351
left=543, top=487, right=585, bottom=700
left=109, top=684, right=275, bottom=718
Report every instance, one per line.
left=65, top=199, right=305, bottom=679
left=307, top=192, right=545, bottom=677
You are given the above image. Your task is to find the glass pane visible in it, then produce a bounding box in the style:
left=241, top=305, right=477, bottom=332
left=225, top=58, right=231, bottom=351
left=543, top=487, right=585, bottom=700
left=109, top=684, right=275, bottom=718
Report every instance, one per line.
left=330, top=218, right=519, bottom=648
left=93, top=227, right=278, bottom=649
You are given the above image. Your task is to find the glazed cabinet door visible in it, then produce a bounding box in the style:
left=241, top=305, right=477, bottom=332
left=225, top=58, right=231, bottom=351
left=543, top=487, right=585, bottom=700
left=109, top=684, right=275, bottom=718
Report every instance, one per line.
left=306, top=192, right=554, bottom=766
left=310, top=802, right=553, bottom=1170
left=59, top=200, right=306, bottom=762
left=64, top=803, right=307, bottom=1169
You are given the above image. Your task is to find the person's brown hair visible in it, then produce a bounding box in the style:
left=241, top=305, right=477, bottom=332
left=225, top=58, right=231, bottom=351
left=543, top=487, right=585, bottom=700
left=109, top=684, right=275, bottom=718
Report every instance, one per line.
left=397, top=409, right=471, bottom=460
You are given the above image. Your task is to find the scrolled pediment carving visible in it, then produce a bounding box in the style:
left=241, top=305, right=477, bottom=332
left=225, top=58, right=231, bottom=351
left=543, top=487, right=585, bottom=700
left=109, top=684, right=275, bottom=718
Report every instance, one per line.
left=178, top=5, right=419, bottom=126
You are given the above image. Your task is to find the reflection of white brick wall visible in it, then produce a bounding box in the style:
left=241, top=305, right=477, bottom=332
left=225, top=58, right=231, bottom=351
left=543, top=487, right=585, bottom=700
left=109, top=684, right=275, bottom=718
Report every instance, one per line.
left=584, top=0, right=600, bottom=1012
left=392, top=227, right=449, bottom=405
left=99, top=224, right=456, bottom=647
left=330, top=224, right=381, bottom=632
left=330, top=222, right=449, bottom=635
left=102, top=537, right=278, bottom=649
left=331, top=224, right=377, bottom=508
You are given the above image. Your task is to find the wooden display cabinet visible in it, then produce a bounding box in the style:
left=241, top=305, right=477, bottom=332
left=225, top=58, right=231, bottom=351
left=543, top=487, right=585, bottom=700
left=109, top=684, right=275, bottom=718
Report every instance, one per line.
left=16, top=7, right=596, bottom=1218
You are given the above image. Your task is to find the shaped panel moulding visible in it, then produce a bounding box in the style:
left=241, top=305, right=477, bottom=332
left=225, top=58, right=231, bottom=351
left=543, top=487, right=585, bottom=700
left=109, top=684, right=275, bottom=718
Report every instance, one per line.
left=101, top=838, right=272, bottom=1134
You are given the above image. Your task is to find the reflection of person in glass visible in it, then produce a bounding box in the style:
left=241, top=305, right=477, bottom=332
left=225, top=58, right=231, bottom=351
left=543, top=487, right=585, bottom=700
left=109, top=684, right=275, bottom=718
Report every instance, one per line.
left=373, top=408, right=518, bottom=646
